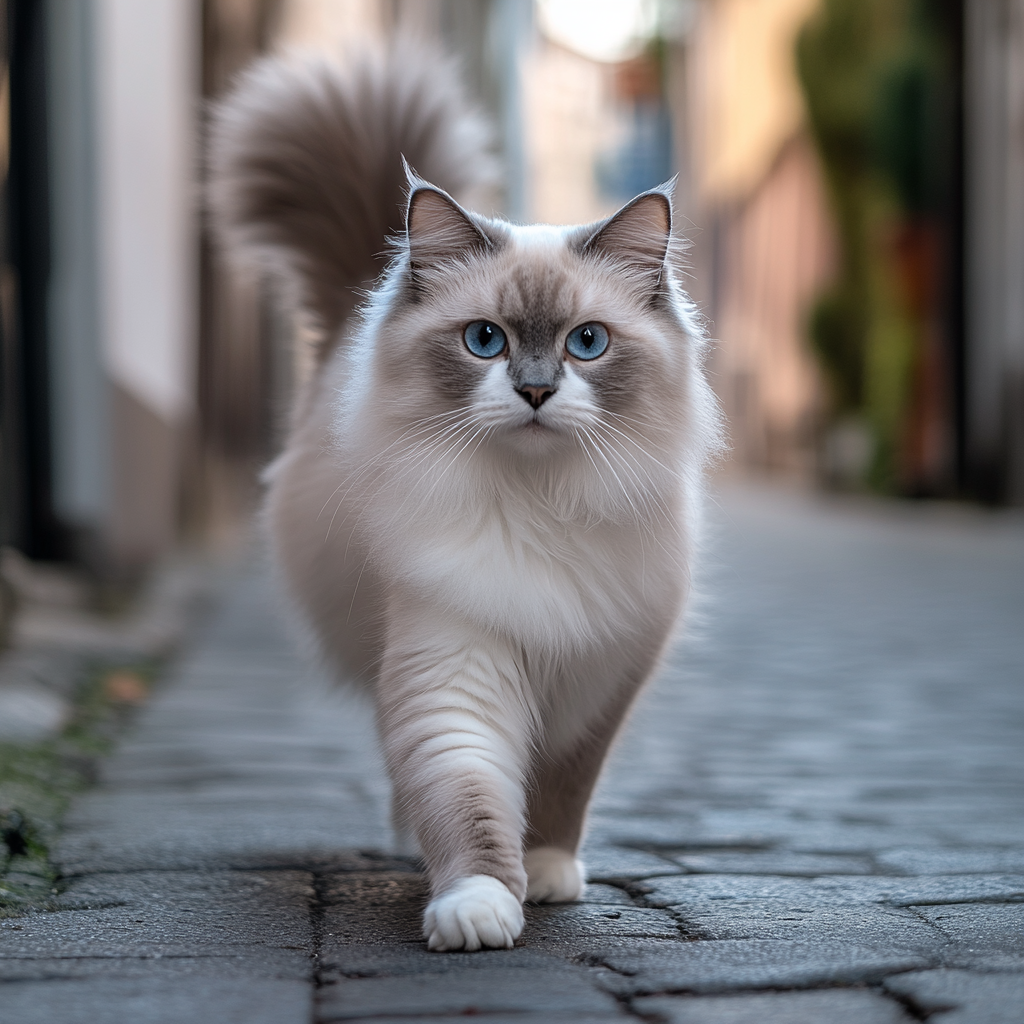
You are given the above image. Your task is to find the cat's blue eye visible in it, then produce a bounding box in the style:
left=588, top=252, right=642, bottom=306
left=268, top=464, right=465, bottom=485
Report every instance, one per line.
left=464, top=320, right=507, bottom=358
left=566, top=322, right=609, bottom=361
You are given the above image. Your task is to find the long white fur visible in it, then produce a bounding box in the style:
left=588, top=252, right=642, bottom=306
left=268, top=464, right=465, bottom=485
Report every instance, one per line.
left=211, top=44, right=722, bottom=952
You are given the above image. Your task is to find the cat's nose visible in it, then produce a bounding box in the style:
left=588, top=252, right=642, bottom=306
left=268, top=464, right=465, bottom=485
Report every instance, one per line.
left=517, top=383, right=557, bottom=409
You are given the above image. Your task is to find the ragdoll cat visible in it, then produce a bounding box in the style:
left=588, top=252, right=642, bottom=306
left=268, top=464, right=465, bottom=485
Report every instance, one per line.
left=210, top=42, right=719, bottom=952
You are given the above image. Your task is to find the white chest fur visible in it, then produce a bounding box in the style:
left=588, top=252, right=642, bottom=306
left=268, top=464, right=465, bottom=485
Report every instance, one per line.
left=363, top=461, right=687, bottom=656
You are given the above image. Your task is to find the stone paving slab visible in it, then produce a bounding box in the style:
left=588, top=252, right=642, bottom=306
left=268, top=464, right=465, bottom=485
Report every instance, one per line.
left=633, top=989, right=914, bottom=1023
left=0, top=870, right=312, bottom=977
left=665, top=900, right=946, bottom=949
left=2, top=483, right=1022, bottom=1021
left=316, top=966, right=621, bottom=1020
left=582, top=846, right=682, bottom=882
left=319, top=944, right=569, bottom=979
left=321, top=872, right=427, bottom=946
left=0, top=976, right=312, bottom=1024
left=665, top=849, right=876, bottom=876
left=0, top=955, right=312, bottom=984
left=884, top=968, right=1024, bottom=1024
left=913, top=903, right=1024, bottom=969
left=334, top=1018, right=623, bottom=1024
left=524, top=901, right=684, bottom=948
left=875, top=847, right=1024, bottom=875
left=589, top=937, right=931, bottom=995
left=634, top=872, right=1024, bottom=908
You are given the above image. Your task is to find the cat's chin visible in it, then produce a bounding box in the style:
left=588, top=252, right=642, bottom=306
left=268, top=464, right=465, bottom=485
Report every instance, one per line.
left=501, top=418, right=571, bottom=455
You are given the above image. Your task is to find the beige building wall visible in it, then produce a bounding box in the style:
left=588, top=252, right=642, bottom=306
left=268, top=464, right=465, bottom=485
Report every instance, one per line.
left=94, top=0, right=200, bottom=570
left=274, top=0, right=393, bottom=50
left=713, top=137, right=834, bottom=471
left=686, top=0, right=833, bottom=476
left=689, top=0, right=818, bottom=206
left=522, top=38, right=622, bottom=226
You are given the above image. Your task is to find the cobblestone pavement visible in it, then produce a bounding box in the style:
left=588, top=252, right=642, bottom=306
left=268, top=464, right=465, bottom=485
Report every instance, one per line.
left=1, top=482, right=1023, bottom=1023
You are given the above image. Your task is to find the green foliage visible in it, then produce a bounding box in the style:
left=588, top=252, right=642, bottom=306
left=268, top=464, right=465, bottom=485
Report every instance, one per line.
left=0, top=660, right=155, bottom=917
left=797, top=0, right=880, bottom=180
left=865, top=295, right=916, bottom=488
left=796, top=0, right=954, bottom=490
left=871, top=3, right=954, bottom=216
left=808, top=285, right=866, bottom=413
left=0, top=742, right=75, bottom=916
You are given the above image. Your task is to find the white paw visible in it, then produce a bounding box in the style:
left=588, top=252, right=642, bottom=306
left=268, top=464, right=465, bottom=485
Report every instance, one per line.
left=423, top=875, right=524, bottom=952
left=524, top=846, right=585, bottom=903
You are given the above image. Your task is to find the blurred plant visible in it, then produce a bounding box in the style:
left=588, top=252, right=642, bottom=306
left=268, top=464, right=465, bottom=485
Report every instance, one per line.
left=798, top=0, right=880, bottom=414
left=1, top=660, right=156, bottom=917
left=797, top=0, right=956, bottom=492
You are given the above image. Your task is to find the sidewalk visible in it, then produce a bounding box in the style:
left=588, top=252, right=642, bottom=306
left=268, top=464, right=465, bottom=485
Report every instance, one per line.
left=1, top=482, right=1022, bottom=1023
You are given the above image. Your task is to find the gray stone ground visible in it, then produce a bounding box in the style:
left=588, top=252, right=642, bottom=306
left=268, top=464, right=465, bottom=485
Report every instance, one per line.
left=1, top=481, right=1022, bottom=1023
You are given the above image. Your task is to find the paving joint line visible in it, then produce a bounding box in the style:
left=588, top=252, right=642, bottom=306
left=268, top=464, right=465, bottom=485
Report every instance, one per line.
left=880, top=980, right=940, bottom=1022
left=309, top=870, right=330, bottom=1000
left=903, top=904, right=957, bottom=948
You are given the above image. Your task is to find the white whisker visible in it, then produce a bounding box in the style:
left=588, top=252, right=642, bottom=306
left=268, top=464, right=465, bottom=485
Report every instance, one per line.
left=322, top=408, right=479, bottom=540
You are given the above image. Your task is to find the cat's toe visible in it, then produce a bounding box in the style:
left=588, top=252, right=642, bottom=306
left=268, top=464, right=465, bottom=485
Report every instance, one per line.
left=423, top=875, right=524, bottom=952
left=524, top=846, right=585, bottom=903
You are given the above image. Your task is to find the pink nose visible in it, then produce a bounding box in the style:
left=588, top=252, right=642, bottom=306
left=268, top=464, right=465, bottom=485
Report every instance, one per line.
left=517, top=383, right=556, bottom=409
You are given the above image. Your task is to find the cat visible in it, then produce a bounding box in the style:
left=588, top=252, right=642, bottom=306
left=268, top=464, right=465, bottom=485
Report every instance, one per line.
left=209, top=40, right=721, bottom=952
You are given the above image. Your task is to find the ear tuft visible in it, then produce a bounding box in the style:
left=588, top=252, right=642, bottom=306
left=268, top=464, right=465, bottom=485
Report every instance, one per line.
left=581, top=190, right=672, bottom=282
left=406, top=185, right=490, bottom=271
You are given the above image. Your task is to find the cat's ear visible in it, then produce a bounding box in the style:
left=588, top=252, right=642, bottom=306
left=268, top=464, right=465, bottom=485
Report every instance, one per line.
left=580, top=186, right=673, bottom=286
left=404, top=165, right=490, bottom=273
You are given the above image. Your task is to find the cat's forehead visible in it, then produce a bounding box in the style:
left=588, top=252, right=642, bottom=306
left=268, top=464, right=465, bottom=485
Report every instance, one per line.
left=424, top=219, right=645, bottom=332
left=490, top=224, right=583, bottom=322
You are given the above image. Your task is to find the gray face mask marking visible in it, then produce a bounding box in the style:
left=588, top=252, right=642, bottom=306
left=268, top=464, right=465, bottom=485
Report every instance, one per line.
left=496, top=268, right=575, bottom=402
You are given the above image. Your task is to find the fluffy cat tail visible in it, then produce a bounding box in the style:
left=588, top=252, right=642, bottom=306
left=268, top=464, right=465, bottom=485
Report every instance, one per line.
left=208, top=41, right=496, bottom=355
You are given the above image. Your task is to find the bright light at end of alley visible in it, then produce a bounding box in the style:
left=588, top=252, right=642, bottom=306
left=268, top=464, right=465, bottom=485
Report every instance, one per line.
left=537, top=0, right=659, bottom=62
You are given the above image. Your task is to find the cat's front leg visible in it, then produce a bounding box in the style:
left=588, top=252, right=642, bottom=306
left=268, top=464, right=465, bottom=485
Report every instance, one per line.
left=525, top=663, right=652, bottom=902
left=377, top=606, right=533, bottom=951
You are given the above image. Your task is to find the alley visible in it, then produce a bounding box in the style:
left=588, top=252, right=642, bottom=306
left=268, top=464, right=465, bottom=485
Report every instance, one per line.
left=2, top=482, right=1023, bottom=1023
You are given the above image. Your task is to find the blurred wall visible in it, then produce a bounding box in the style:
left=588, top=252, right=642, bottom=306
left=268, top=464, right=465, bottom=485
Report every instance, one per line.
left=685, top=0, right=832, bottom=476
left=96, top=0, right=198, bottom=569
left=522, top=36, right=621, bottom=225
left=1, top=0, right=538, bottom=591
left=5, top=0, right=1019, bottom=603
left=523, top=3, right=681, bottom=227
left=46, top=0, right=106, bottom=550
left=965, top=0, right=1024, bottom=502
left=2, top=0, right=200, bottom=580
left=193, top=0, right=282, bottom=547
